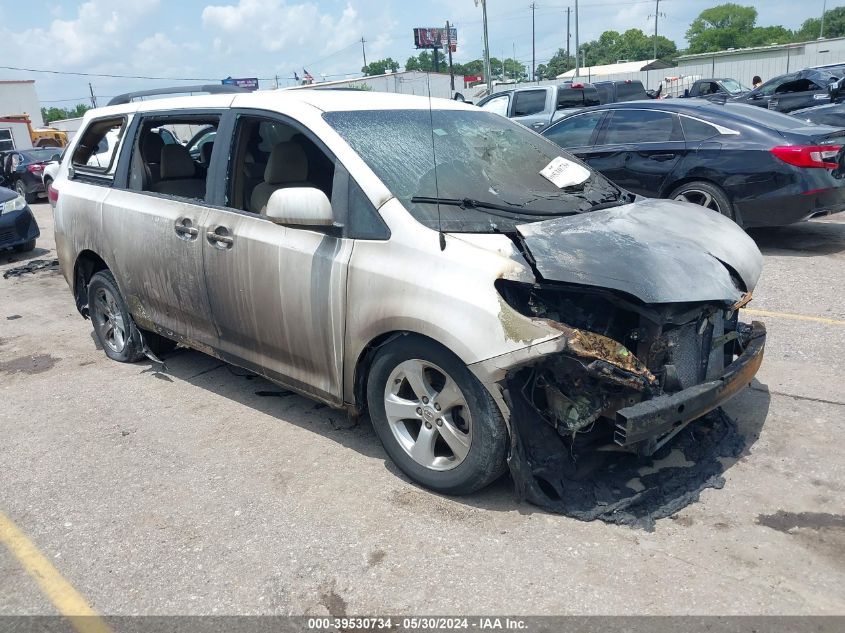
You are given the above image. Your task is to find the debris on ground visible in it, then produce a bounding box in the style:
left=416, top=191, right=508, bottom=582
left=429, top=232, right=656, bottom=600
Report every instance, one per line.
left=2, top=259, right=60, bottom=279
left=512, top=409, right=746, bottom=531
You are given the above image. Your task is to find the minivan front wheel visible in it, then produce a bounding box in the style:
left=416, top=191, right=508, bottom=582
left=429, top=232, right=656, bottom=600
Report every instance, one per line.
left=88, top=270, right=146, bottom=363
left=367, top=337, right=508, bottom=495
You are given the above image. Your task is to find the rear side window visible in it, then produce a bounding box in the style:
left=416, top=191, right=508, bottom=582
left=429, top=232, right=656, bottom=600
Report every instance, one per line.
left=602, top=110, right=681, bottom=144
left=681, top=116, right=720, bottom=141
left=71, top=117, right=126, bottom=181
left=616, top=82, right=646, bottom=101
left=557, top=86, right=587, bottom=109
left=513, top=90, right=547, bottom=116
left=545, top=111, right=605, bottom=147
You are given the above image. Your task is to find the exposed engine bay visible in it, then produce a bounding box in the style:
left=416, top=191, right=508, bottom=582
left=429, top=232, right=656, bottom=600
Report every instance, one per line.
left=494, top=278, right=766, bottom=514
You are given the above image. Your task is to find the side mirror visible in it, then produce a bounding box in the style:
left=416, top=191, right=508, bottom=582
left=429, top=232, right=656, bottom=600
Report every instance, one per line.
left=265, top=187, right=334, bottom=226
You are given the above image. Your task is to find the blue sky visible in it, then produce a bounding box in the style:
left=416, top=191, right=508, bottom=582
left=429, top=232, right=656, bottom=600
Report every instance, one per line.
left=0, top=0, right=840, bottom=105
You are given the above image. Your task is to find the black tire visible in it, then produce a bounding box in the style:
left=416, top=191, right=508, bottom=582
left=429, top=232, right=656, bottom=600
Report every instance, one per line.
left=670, top=181, right=736, bottom=222
left=366, top=336, right=508, bottom=495
left=87, top=270, right=146, bottom=363
left=13, top=239, right=36, bottom=253
left=15, top=180, right=37, bottom=204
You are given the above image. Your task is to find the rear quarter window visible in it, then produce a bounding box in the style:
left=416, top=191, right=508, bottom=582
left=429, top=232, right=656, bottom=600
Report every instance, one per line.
left=71, top=117, right=126, bottom=180
left=513, top=90, right=547, bottom=116
left=616, top=82, right=646, bottom=101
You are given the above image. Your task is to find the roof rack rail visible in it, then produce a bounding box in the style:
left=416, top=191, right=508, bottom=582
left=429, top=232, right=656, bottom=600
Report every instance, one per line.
left=107, top=84, right=248, bottom=107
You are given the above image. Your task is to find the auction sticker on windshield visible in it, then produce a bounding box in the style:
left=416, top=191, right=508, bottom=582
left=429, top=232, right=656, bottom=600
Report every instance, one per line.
left=540, top=156, right=591, bottom=188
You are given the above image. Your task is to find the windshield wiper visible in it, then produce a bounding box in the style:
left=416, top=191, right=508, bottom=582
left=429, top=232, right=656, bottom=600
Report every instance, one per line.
left=410, top=196, right=577, bottom=218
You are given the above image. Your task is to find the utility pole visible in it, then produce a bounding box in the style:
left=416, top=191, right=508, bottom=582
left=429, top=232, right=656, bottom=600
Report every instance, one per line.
left=821, top=0, right=828, bottom=39
left=476, top=0, right=492, bottom=92
left=446, top=21, right=455, bottom=91
left=574, top=0, right=580, bottom=77
left=274, top=74, right=279, bottom=89
left=513, top=42, right=517, bottom=81
left=566, top=6, right=572, bottom=63
left=361, top=37, right=367, bottom=69
left=531, top=3, right=536, bottom=82
left=650, top=0, right=665, bottom=60
left=88, top=82, right=97, bottom=108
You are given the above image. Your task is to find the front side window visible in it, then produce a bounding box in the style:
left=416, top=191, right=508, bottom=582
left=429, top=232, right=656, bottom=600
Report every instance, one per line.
left=226, top=115, right=335, bottom=214
left=479, top=95, right=510, bottom=117
left=323, top=109, right=624, bottom=233
left=544, top=111, right=605, bottom=148
left=602, top=109, right=680, bottom=144
left=71, top=117, right=125, bottom=178
left=513, top=90, right=546, bottom=116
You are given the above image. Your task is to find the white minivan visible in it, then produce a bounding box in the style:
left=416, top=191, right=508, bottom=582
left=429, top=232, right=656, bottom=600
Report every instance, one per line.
left=52, top=86, right=766, bottom=508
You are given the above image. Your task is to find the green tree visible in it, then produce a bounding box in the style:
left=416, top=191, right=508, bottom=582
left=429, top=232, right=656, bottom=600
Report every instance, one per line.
left=686, top=4, right=758, bottom=53
left=40, top=103, right=90, bottom=124
left=581, top=29, right=677, bottom=66
left=536, top=49, right=575, bottom=80
left=794, top=7, right=845, bottom=41
left=747, top=25, right=793, bottom=47
left=361, top=57, right=400, bottom=76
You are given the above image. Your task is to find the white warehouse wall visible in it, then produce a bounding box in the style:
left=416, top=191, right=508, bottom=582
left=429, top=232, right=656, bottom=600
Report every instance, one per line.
left=0, top=80, right=44, bottom=127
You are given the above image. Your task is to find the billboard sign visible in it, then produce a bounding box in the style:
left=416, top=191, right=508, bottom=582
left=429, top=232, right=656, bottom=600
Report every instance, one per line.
left=413, top=27, right=457, bottom=52
left=222, top=77, right=259, bottom=91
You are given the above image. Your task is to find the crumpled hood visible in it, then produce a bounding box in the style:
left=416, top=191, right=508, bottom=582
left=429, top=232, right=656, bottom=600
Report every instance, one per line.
left=516, top=199, right=762, bottom=304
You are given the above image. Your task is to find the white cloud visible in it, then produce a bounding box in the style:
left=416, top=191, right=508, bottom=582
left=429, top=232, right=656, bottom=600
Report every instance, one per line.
left=8, top=0, right=161, bottom=67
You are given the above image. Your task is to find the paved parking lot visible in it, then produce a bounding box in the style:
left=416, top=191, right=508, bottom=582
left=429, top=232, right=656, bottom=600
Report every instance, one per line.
left=1, top=202, right=843, bottom=616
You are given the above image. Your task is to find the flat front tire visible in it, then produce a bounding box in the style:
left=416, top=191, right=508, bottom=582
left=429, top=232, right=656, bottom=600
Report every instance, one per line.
left=367, top=336, right=508, bottom=495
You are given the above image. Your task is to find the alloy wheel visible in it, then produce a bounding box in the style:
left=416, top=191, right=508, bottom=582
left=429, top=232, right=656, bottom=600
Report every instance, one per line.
left=383, top=359, right=472, bottom=471
left=91, top=286, right=127, bottom=353
left=673, top=189, right=723, bottom=214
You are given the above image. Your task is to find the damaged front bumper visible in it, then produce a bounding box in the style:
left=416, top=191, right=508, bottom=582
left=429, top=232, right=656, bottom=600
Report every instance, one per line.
left=614, top=320, right=766, bottom=450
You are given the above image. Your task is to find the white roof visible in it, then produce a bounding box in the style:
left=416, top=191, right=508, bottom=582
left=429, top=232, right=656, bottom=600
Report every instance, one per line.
left=556, top=59, right=667, bottom=79
left=83, top=88, right=473, bottom=118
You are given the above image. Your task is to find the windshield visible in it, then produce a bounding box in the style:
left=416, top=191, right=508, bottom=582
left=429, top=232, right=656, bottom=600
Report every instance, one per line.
left=323, top=109, right=624, bottom=233
left=721, top=79, right=749, bottom=94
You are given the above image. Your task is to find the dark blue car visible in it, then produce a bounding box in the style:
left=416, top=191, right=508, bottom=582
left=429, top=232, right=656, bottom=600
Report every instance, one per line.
left=0, top=185, right=39, bottom=252
left=543, top=99, right=845, bottom=227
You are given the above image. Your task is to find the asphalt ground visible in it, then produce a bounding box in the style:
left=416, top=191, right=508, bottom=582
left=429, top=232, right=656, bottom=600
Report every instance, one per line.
left=1, top=202, right=843, bottom=618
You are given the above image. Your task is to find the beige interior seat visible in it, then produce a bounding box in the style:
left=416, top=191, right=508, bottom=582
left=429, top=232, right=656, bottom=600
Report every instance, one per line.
left=154, top=144, right=205, bottom=199
left=250, top=142, right=310, bottom=213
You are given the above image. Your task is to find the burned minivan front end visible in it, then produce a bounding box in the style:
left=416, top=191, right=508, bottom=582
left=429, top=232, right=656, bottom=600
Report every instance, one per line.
left=471, top=200, right=766, bottom=504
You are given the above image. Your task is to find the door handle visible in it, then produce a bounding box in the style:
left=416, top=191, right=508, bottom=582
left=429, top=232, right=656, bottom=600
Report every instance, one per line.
left=531, top=122, right=545, bottom=129
left=649, top=153, right=677, bottom=161
left=206, top=227, right=234, bottom=248
left=174, top=218, right=199, bottom=239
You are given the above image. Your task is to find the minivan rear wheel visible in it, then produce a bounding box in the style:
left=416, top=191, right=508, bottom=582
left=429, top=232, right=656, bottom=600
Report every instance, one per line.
left=366, top=336, right=508, bottom=495
left=88, top=270, right=146, bottom=363
left=670, top=181, right=735, bottom=222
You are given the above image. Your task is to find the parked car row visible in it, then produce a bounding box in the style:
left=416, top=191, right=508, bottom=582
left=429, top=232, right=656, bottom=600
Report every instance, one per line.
left=0, top=147, right=63, bottom=203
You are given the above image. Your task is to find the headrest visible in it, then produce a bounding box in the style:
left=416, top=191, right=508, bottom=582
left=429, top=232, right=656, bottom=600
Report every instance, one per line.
left=141, top=133, right=164, bottom=163
left=160, top=144, right=196, bottom=180
left=200, top=141, right=214, bottom=165
left=265, top=142, right=308, bottom=185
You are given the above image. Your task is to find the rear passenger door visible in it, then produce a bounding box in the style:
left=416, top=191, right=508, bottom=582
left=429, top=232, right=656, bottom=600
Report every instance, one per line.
left=102, top=110, right=222, bottom=348
left=588, top=108, right=684, bottom=196
left=199, top=110, right=354, bottom=405
left=510, top=89, right=550, bottom=131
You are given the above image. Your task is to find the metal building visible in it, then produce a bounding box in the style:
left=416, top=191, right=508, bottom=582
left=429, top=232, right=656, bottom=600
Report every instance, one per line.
left=676, top=37, right=845, bottom=86
left=0, top=80, right=43, bottom=127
